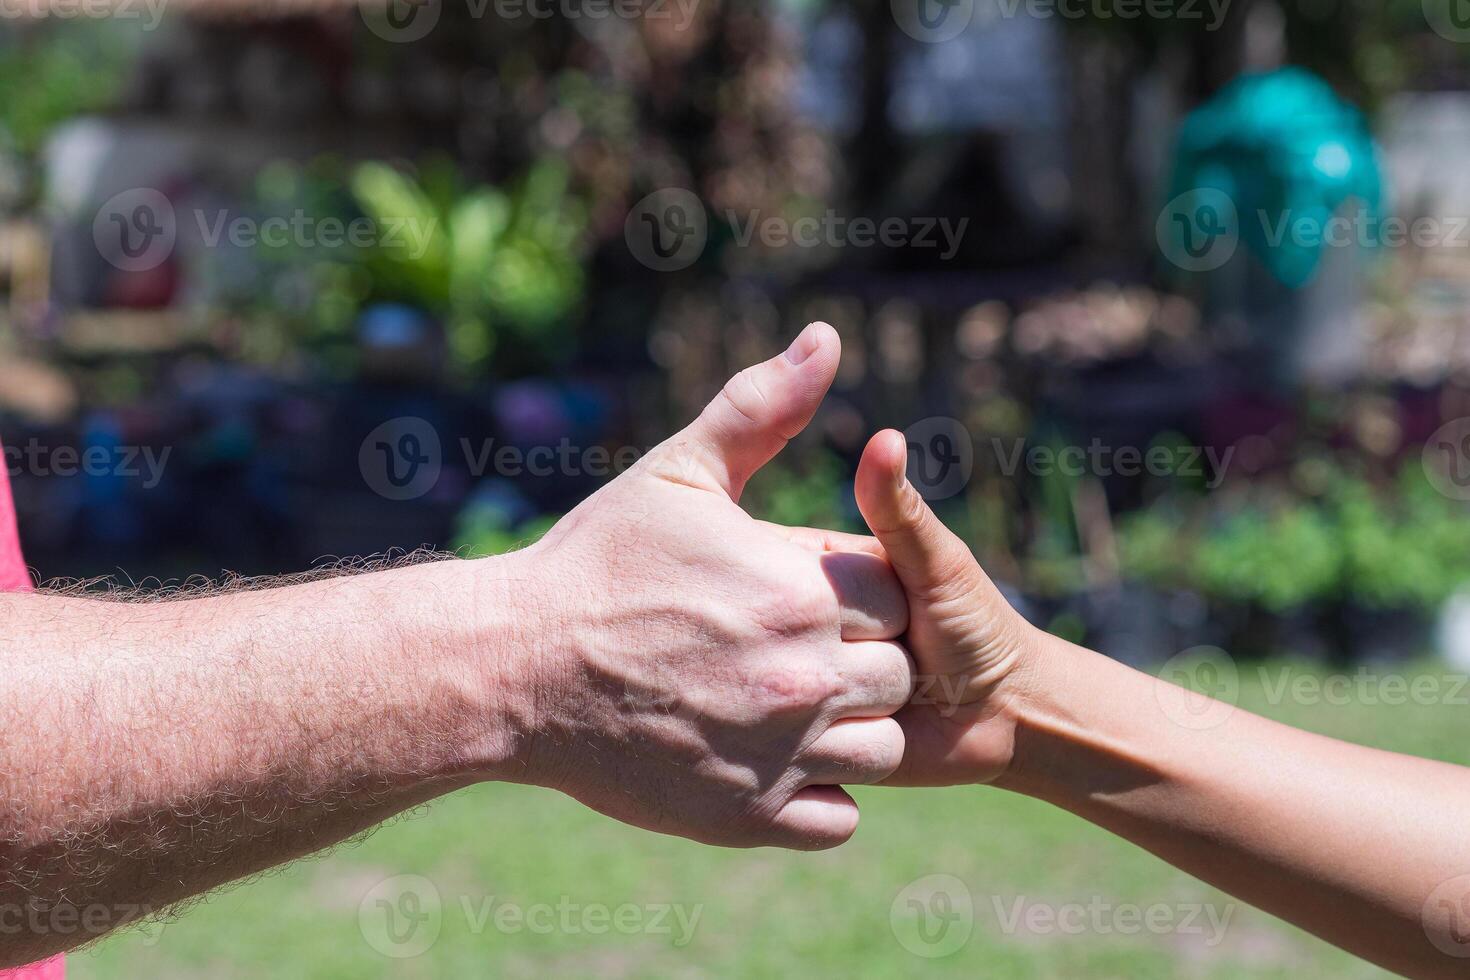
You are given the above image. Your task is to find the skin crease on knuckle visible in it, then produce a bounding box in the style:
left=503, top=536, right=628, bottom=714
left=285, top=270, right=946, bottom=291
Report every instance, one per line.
left=751, top=660, right=832, bottom=717
left=857, top=724, right=906, bottom=780
left=820, top=551, right=909, bottom=639
left=811, top=723, right=904, bottom=781
left=719, top=365, right=773, bottom=429
left=752, top=558, right=840, bottom=640
left=877, top=650, right=920, bottom=713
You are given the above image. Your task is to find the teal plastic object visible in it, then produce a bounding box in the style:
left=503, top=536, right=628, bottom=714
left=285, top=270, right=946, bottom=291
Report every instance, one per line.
left=1165, top=67, right=1382, bottom=288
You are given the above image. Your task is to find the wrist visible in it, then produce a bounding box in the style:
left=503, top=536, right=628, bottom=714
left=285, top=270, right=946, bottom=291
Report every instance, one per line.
left=989, top=628, right=1171, bottom=803
left=408, top=548, right=558, bottom=786
left=986, top=627, right=1100, bottom=796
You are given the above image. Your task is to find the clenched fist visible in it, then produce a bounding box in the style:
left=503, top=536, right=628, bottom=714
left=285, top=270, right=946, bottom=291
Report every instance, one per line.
left=501, top=324, right=915, bottom=849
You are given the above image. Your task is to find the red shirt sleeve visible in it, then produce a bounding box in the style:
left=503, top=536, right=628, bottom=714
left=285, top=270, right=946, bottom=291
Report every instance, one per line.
left=0, top=450, right=31, bottom=593
left=0, top=444, right=61, bottom=978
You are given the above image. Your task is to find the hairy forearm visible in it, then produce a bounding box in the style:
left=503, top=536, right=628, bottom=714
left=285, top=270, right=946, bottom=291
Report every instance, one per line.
left=998, top=633, right=1470, bottom=978
left=0, top=555, right=535, bottom=965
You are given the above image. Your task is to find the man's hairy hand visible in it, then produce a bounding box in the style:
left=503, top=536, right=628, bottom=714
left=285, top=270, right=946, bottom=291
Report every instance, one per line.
left=500, top=323, right=915, bottom=849
left=0, top=324, right=910, bottom=966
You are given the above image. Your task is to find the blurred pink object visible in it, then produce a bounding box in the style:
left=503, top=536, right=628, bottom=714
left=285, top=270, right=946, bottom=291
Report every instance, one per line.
left=0, top=450, right=27, bottom=591
left=0, top=450, right=64, bottom=979
left=0, top=961, right=63, bottom=980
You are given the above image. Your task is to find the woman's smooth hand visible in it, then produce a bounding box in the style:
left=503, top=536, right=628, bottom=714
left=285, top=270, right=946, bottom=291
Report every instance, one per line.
left=853, top=429, right=1044, bottom=787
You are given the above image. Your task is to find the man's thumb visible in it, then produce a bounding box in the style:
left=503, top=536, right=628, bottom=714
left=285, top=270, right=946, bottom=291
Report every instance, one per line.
left=855, top=429, right=978, bottom=598
left=667, top=322, right=840, bottom=500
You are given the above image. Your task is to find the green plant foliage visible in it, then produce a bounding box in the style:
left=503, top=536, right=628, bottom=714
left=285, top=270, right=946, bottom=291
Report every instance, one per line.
left=351, top=159, right=587, bottom=373
left=1196, top=505, right=1342, bottom=612
left=1337, top=469, right=1470, bottom=611
left=1117, top=462, right=1470, bottom=613
left=1115, top=505, right=1191, bottom=588
left=454, top=510, right=560, bottom=559
left=743, top=448, right=853, bottom=533
left=0, top=25, right=132, bottom=158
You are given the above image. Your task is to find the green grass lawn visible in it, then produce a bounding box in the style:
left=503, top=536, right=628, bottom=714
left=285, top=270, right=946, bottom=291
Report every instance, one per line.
left=73, top=659, right=1470, bottom=979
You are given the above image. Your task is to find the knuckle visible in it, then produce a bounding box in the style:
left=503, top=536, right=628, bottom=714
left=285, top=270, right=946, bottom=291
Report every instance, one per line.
left=718, top=366, right=770, bottom=427
left=852, top=648, right=917, bottom=709
left=713, top=765, right=766, bottom=802
left=867, top=484, right=929, bottom=538
left=756, top=663, right=833, bottom=714
left=846, top=731, right=903, bottom=777
left=759, top=570, right=836, bottom=633
left=896, top=484, right=930, bottom=529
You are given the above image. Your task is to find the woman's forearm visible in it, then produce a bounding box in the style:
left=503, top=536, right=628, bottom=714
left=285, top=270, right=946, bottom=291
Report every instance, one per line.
left=998, top=631, right=1470, bottom=979
left=853, top=426, right=1470, bottom=977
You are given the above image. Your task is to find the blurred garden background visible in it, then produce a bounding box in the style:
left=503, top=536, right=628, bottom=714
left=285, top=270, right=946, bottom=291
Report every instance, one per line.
left=6, top=0, right=1470, bottom=974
